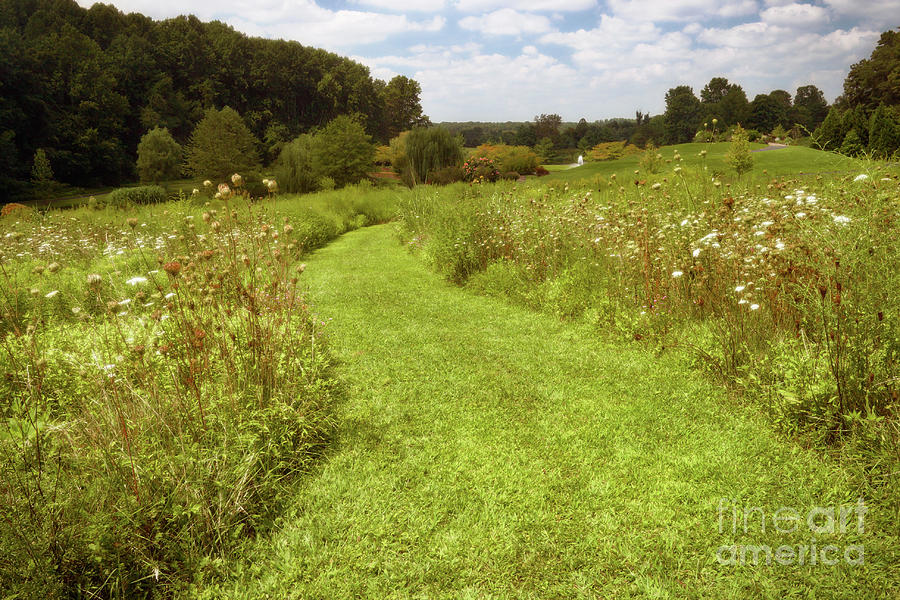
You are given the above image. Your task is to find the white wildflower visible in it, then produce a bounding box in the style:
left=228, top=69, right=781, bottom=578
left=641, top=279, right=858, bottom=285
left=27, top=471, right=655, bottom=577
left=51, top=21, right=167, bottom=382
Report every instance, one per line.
left=833, top=215, right=851, bottom=225
left=45, top=290, right=59, bottom=298
left=126, top=276, right=148, bottom=286
left=750, top=303, right=760, bottom=311
left=735, top=285, right=746, bottom=293
left=853, top=174, right=868, bottom=182
left=672, top=270, right=684, bottom=278
left=692, top=249, right=701, bottom=258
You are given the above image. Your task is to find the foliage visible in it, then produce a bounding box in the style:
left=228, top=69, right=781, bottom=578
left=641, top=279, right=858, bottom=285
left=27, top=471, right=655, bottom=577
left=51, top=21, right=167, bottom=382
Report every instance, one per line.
left=533, top=137, right=555, bottom=162
left=30, top=148, right=54, bottom=184
left=185, top=107, right=261, bottom=180
left=748, top=93, right=788, bottom=133
left=533, top=113, right=562, bottom=142
left=104, top=185, right=167, bottom=207
left=638, top=142, right=664, bottom=174
left=664, top=85, right=702, bottom=144
left=842, top=29, right=900, bottom=110
left=0, top=186, right=400, bottom=596
left=770, top=124, right=789, bottom=140
left=400, top=127, right=464, bottom=186
left=310, top=115, right=375, bottom=188
left=426, top=165, right=466, bottom=185
left=813, top=106, right=846, bottom=150
left=589, top=141, right=641, bottom=161
left=725, top=125, right=753, bottom=175
left=462, top=157, right=500, bottom=182
left=868, top=104, right=900, bottom=158
left=275, top=134, right=319, bottom=194
left=382, top=76, right=430, bottom=139
left=136, top=127, right=182, bottom=183
left=792, top=85, right=829, bottom=131
left=840, top=129, right=864, bottom=156
left=472, top=144, right=539, bottom=175
left=0, top=0, right=427, bottom=199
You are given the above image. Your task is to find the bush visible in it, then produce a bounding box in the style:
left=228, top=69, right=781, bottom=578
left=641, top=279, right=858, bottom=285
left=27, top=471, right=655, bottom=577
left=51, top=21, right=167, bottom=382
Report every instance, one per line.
left=639, top=142, right=664, bottom=174
left=136, top=127, right=182, bottom=183
left=104, top=185, right=166, bottom=208
left=399, top=127, right=464, bottom=186
left=725, top=125, right=753, bottom=176
left=275, top=134, right=318, bottom=194
left=472, top=144, right=539, bottom=175
left=535, top=165, right=550, bottom=176
left=589, top=141, right=641, bottom=161
left=311, top=115, right=375, bottom=188
left=463, top=157, right=500, bottom=182
left=184, top=106, right=261, bottom=179
left=427, top=165, right=465, bottom=185
left=502, top=171, right=520, bottom=181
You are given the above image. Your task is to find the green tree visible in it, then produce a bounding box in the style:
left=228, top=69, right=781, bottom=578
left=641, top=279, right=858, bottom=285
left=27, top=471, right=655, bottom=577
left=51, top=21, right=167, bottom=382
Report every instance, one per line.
left=311, top=114, right=375, bottom=188
left=663, top=86, right=701, bottom=144
left=813, top=106, right=846, bottom=150
left=184, top=106, right=261, bottom=179
left=792, top=85, right=829, bottom=131
left=534, top=137, right=555, bottom=162
left=136, top=127, right=182, bottom=183
left=840, top=128, right=864, bottom=156
left=401, top=126, right=463, bottom=186
left=725, top=125, right=753, bottom=176
left=30, top=148, right=54, bottom=184
left=841, top=105, right=870, bottom=147
left=842, top=30, right=900, bottom=110
left=747, top=94, right=786, bottom=133
left=700, top=77, right=732, bottom=105
left=718, top=85, right=750, bottom=127
left=868, top=104, right=900, bottom=157
left=274, top=134, right=318, bottom=193
left=534, top=114, right=562, bottom=143
left=382, top=75, right=428, bottom=140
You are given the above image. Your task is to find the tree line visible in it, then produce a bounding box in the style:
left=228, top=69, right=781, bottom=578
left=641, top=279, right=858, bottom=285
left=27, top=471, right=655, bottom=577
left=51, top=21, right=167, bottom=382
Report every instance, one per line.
left=0, top=0, right=428, bottom=201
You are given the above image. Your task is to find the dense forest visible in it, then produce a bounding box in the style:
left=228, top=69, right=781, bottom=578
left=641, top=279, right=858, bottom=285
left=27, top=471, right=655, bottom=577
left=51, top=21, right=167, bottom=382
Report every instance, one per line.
left=0, top=0, right=428, bottom=200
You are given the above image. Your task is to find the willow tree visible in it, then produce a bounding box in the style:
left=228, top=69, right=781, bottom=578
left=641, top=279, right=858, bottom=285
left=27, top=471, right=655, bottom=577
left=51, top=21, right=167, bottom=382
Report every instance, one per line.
left=400, top=127, right=464, bottom=186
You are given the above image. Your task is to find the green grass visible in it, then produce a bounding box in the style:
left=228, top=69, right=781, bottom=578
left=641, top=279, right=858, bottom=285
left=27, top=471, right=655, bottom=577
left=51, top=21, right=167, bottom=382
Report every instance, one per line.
left=204, top=224, right=898, bottom=599
left=541, top=143, right=862, bottom=183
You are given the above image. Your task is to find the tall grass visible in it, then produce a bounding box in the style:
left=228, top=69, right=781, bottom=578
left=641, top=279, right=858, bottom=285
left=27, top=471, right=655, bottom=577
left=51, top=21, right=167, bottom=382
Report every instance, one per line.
left=0, top=184, right=400, bottom=596
left=399, top=160, right=899, bottom=484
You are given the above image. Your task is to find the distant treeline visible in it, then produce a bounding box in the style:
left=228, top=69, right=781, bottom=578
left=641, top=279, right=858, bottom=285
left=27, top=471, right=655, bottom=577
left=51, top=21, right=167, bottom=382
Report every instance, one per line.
left=442, top=29, right=900, bottom=158
left=0, top=0, right=428, bottom=200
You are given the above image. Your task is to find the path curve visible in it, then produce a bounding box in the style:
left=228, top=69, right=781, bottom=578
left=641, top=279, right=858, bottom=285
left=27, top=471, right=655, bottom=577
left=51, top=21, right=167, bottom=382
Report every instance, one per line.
left=208, top=224, right=894, bottom=599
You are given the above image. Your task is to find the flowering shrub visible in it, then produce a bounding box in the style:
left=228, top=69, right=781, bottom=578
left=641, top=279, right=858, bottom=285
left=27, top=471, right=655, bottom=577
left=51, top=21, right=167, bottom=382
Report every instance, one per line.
left=463, top=156, right=500, bottom=183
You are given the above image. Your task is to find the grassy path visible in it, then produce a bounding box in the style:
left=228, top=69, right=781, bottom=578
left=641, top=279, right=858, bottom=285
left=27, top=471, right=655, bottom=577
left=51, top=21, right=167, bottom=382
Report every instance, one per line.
left=208, top=225, right=895, bottom=599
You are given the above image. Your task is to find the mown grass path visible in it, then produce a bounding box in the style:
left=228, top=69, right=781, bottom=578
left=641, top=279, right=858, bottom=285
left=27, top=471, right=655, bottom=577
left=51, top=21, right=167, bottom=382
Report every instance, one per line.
left=209, top=225, right=896, bottom=599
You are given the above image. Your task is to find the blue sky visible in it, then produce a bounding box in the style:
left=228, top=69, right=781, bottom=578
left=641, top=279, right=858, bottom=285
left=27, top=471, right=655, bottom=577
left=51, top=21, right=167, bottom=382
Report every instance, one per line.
left=76, top=0, right=899, bottom=122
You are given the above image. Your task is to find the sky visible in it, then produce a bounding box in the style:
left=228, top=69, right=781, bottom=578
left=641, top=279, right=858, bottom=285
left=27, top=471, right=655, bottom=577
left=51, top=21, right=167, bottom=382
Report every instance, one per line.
left=74, top=0, right=899, bottom=122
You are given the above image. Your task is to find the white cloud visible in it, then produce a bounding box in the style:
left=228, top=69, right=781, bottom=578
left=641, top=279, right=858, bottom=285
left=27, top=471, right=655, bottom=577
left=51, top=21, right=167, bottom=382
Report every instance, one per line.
left=351, top=0, right=448, bottom=11
left=760, top=3, right=829, bottom=27
left=229, top=12, right=445, bottom=48
left=459, top=9, right=552, bottom=35
left=607, top=0, right=758, bottom=22
left=454, top=0, right=597, bottom=12
left=824, top=0, right=900, bottom=23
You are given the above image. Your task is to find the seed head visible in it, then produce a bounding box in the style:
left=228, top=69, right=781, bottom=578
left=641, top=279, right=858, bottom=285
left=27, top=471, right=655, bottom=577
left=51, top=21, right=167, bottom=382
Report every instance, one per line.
left=127, top=218, right=138, bottom=229
left=87, top=273, right=102, bottom=286
left=163, top=261, right=182, bottom=277
left=47, top=262, right=61, bottom=273
left=231, top=173, right=243, bottom=187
